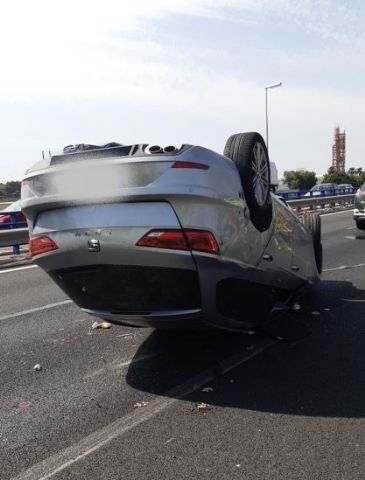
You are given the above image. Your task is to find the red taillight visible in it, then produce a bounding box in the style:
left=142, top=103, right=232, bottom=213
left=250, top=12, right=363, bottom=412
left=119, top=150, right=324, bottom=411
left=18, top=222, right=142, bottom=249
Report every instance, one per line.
left=185, top=230, right=220, bottom=254
left=137, top=230, right=219, bottom=255
left=136, top=231, right=189, bottom=251
left=171, top=162, right=209, bottom=170
left=29, top=236, right=58, bottom=257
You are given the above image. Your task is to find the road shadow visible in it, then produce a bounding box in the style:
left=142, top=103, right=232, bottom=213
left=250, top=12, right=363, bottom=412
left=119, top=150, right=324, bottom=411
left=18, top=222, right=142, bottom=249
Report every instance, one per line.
left=126, top=279, right=365, bottom=418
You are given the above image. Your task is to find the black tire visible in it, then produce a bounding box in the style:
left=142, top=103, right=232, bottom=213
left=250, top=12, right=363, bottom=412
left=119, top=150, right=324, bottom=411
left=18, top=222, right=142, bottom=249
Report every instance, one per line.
left=302, top=213, right=322, bottom=274
left=224, top=132, right=272, bottom=232
left=355, top=220, right=365, bottom=230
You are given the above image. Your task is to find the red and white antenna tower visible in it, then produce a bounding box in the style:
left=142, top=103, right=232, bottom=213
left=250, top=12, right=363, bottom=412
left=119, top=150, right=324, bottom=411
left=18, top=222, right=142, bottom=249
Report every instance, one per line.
left=332, top=126, right=346, bottom=172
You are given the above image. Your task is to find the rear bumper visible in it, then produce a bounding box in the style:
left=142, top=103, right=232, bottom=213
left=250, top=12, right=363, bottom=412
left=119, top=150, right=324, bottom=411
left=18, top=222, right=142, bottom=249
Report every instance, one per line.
left=83, top=308, right=203, bottom=329
left=49, top=265, right=201, bottom=312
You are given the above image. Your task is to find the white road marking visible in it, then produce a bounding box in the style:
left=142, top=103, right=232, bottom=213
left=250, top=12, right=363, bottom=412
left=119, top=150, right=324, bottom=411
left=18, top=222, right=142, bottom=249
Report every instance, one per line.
left=323, top=263, right=365, bottom=272
left=340, top=298, right=365, bottom=303
left=0, top=264, right=37, bottom=274
left=320, top=209, right=353, bottom=217
left=344, top=236, right=356, bottom=240
left=84, top=353, right=160, bottom=379
left=0, top=300, right=73, bottom=322
left=11, top=337, right=278, bottom=480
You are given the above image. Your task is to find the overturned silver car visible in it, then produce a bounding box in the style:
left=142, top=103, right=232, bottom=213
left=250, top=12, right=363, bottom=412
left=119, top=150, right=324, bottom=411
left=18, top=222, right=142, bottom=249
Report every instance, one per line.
left=21, top=133, right=322, bottom=331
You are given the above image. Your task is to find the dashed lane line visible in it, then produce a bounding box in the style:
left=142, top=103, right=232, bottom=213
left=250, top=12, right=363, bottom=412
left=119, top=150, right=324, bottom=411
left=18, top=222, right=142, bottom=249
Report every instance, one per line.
left=0, top=300, right=73, bottom=322
left=84, top=353, right=161, bottom=379
left=11, top=337, right=278, bottom=480
left=0, top=264, right=37, bottom=274
left=320, top=209, right=353, bottom=216
left=323, top=262, right=365, bottom=272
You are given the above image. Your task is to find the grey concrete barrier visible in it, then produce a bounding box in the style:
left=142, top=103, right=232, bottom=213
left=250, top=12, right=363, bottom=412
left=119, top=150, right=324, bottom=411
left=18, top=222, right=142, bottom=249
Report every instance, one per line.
left=0, top=228, right=29, bottom=248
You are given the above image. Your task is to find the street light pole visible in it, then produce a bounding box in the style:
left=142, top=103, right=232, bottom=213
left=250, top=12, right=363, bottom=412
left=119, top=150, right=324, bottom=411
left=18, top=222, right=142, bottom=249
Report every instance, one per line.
left=265, top=82, right=282, bottom=152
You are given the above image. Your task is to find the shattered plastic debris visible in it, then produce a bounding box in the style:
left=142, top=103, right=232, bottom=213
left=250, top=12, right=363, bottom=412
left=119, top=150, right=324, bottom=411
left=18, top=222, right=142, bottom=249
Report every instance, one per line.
left=134, top=401, right=149, bottom=408
left=117, top=333, right=134, bottom=338
left=236, top=464, right=241, bottom=468
left=18, top=401, right=32, bottom=409
left=292, top=302, right=301, bottom=311
left=311, top=311, right=320, bottom=316
left=33, top=364, right=42, bottom=371
left=92, top=321, right=112, bottom=330
left=201, top=387, right=214, bottom=393
left=323, top=308, right=331, bottom=311
left=196, top=402, right=210, bottom=413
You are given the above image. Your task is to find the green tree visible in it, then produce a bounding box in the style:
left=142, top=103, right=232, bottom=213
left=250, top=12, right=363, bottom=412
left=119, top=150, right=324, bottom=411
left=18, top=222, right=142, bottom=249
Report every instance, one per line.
left=283, top=170, right=317, bottom=190
left=322, top=171, right=357, bottom=186
left=4, top=181, right=21, bottom=198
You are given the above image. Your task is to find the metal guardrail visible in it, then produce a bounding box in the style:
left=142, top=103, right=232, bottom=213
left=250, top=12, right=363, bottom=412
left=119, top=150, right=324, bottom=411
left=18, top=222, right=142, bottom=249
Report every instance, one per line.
left=0, top=211, right=28, bottom=255
left=0, top=228, right=29, bottom=248
left=286, top=193, right=355, bottom=213
left=279, top=187, right=357, bottom=200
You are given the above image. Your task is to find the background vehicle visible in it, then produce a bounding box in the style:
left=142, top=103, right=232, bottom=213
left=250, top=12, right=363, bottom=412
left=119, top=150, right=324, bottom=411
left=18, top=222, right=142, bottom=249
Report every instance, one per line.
left=353, top=183, right=365, bottom=230
left=22, top=133, right=321, bottom=332
left=0, top=200, right=27, bottom=229
left=337, top=184, right=354, bottom=190
left=304, top=183, right=337, bottom=197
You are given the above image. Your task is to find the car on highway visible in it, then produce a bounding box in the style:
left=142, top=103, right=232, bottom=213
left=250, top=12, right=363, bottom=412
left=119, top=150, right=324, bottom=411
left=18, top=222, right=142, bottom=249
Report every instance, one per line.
left=0, top=200, right=27, bottom=229
left=21, top=132, right=322, bottom=332
left=337, top=184, right=354, bottom=191
left=303, top=183, right=337, bottom=197
left=353, top=182, right=365, bottom=229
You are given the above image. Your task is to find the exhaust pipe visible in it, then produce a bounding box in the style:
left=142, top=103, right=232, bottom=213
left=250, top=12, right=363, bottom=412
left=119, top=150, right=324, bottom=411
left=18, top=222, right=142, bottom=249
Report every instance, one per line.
left=148, top=145, right=163, bottom=154
left=163, top=145, right=177, bottom=153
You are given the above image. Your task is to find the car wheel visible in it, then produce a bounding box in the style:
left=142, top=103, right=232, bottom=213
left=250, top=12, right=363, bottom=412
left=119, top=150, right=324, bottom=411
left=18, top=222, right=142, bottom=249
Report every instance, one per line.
left=355, top=220, right=365, bottom=230
left=302, top=213, right=322, bottom=274
left=224, top=132, right=272, bottom=232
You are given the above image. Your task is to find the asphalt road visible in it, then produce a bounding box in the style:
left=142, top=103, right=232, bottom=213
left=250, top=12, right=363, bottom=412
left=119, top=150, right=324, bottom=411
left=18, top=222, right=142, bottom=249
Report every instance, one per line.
left=1, top=210, right=364, bottom=480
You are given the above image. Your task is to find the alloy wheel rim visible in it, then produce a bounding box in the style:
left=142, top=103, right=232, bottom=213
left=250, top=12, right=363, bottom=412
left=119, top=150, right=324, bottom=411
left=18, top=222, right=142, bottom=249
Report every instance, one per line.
left=252, top=143, right=269, bottom=206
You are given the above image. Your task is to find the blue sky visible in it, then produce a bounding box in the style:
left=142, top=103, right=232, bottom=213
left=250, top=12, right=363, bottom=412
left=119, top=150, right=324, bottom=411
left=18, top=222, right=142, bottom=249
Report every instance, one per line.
left=1, top=0, right=364, bottom=181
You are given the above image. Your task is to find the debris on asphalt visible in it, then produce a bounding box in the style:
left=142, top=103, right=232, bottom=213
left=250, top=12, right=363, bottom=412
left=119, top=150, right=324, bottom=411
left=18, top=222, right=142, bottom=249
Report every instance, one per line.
left=311, top=311, right=320, bottom=316
left=323, top=308, right=331, bottom=311
left=134, top=401, right=149, bottom=408
left=292, top=302, right=301, bottom=311
left=18, top=401, right=32, bottom=409
left=201, top=387, right=213, bottom=393
left=117, top=333, right=134, bottom=338
left=92, top=321, right=112, bottom=330
left=236, top=464, right=241, bottom=468
left=33, top=364, right=42, bottom=371
left=195, top=402, right=210, bottom=414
